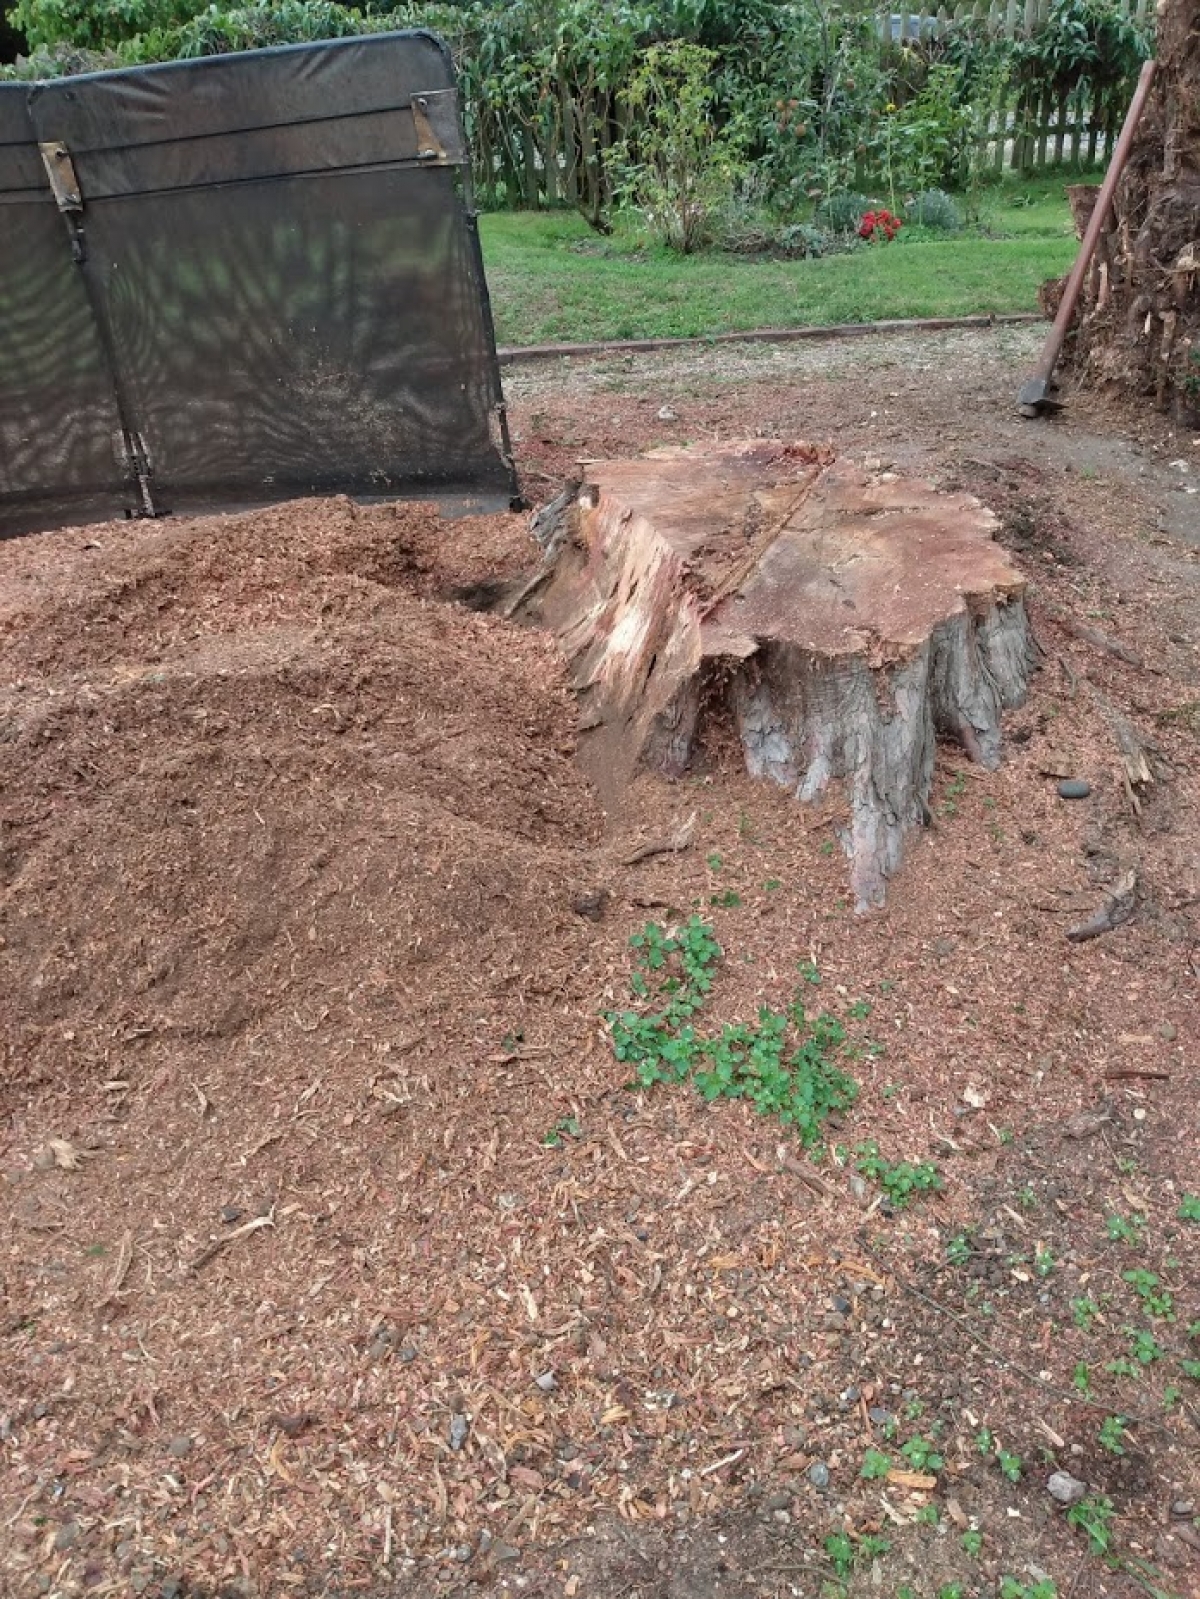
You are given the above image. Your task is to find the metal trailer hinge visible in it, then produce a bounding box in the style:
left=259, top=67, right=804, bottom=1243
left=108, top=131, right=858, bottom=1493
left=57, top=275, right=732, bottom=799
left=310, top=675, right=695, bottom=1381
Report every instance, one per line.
left=38, top=141, right=83, bottom=212
left=120, top=429, right=157, bottom=518
left=411, top=94, right=450, bottom=163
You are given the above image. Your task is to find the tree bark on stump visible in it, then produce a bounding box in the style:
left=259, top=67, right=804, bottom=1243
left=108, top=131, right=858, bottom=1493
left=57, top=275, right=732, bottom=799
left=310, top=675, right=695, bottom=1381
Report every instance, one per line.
left=521, top=441, right=1034, bottom=909
left=1063, top=0, right=1200, bottom=421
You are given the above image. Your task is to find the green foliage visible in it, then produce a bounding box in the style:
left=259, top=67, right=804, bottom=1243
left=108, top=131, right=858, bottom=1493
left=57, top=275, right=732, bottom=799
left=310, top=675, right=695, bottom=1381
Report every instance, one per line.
left=1014, top=0, right=1151, bottom=115
left=543, top=1115, right=581, bottom=1147
left=854, top=1142, right=942, bottom=1207
left=996, top=1447, right=1023, bottom=1483
left=1105, top=1212, right=1145, bottom=1245
left=608, top=920, right=858, bottom=1146
left=946, top=1232, right=972, bottom=1266
left=1123, top=1269, right=1174, bottom=1320
left=1178, top=1194, right=1200, bottom=1223
left=608, top=41, right=744, bottom=252
left=1034, top=1244, right=1056, bottom=1278
left=1072, top=1361, right=1091, bottom=1395
left=1066, top=1493, right=1114, bottom=1555
left=1071, top=1296, right=1100, bottom=1331
left=5, top=0, right=1152, bottom=215
left=1097, top=1414, right=1127, bottom=1455
left=10, top=0, right=203, bottom=50
left=1126, top=1328, right=1163, bottom=1365
left=860, top=1447, right=892, bottom=1479
left=907, top=187, right=962, bottom=230
left=900, top=1434, right=944, bottom=1472
left=999, top=1581, right=1057, bottom=1599
left=961, top=1529, right=983, bottom=1557
left=824, top=1530, right=855, bottom=1578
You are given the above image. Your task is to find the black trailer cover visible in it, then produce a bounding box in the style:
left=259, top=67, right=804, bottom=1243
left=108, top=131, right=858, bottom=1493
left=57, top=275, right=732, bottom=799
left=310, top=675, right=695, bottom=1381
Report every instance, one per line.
left=0, top=32, right=516, bottom=537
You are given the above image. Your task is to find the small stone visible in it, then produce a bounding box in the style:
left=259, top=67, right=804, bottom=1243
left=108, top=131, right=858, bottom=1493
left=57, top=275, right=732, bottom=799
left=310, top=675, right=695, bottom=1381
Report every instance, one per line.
left=849, top=1174, right=870, bottom=1207
left=399, top=1346, right=418, bottom=1364
left=570, top=889, right=609, bottom=922
left=1171, top=1500, right=1194, bottom=1519
left=161, top=1580, right=183, bottom=1599
left=868, top=1406, right=892, bottom=1425
left=453, top=1544, right=473, bottom=1563
left=491, top=1540, right=521, bottom=1563
left=534, top=1372, right=558, bottom=1393
left=807, top=1461, right=830, bottom=1491
left=1159, top=1022, right=1178, bottom=1042
left=449, top=1413, right=470, bottom=1451
left=53, top=1522, right=79, bottom=1551
left=1047, top=1471, right=1087, bottom=1506
left=166, top=1435, right=193, bottom=1459
left=831, top=1294, right=852, bottom=1316
left=763, top=1490, right=792, bottom=1512
left=219, top=1205, right=243, bottom=1225
left=1057, top=779, right=1092, bottom=800
left=656, top=406, right=678, bottom=422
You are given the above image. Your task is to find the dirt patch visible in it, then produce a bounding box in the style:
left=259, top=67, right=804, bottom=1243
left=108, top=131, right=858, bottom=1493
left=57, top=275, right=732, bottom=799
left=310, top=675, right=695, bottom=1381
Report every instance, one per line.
left=1, top=328, right=1198, bottom=1599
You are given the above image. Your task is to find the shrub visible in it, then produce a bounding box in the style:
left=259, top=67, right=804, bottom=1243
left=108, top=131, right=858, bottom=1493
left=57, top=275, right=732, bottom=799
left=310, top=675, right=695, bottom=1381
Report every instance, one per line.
left=815, top=189, right=873, bottom=234
left=908, top=187, right=963, bottom=229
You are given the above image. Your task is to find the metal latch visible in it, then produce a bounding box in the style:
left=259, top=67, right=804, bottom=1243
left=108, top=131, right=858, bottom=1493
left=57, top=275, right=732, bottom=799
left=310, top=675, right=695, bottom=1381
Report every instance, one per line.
left=411, top=97, right=447, bottom=162
left=38, top=141, right=83, bottom=212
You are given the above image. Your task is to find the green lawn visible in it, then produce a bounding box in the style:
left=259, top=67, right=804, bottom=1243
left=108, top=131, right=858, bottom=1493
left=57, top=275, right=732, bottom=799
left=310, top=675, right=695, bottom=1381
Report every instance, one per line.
left=479, top=174, right=1081, bottom=347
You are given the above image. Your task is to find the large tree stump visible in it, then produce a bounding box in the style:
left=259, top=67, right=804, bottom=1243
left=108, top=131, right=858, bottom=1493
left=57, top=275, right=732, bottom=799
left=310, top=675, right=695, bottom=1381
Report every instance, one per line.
left=522, top=441, right=1034, bottom=908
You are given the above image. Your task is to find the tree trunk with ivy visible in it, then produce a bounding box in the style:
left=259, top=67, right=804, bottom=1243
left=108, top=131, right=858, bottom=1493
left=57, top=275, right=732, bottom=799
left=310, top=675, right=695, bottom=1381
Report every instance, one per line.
left=1065, top=0, right=1200, bottom=422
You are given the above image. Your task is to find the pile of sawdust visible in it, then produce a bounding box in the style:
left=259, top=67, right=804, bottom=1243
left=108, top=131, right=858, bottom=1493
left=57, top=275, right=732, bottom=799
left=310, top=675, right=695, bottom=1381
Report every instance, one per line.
left=1, top=497, right=598, bottom=1096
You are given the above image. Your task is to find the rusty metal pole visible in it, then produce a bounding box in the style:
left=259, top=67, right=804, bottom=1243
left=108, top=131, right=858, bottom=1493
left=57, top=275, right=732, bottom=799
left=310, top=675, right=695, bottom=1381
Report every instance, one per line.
left=1018, top=57, right=1157, bottom=417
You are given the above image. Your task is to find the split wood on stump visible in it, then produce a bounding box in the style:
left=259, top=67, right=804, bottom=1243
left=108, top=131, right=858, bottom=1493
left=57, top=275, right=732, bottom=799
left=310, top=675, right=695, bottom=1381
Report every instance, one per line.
left=521, top=441, right=1034, bottom=909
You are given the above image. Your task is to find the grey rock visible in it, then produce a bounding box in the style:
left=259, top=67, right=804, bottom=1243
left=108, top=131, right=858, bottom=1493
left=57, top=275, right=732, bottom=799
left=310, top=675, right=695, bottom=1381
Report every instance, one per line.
left=868, top=1407, right=892, bottom=1425
left=807, top=1461, right=831, bottom=1491
left=167, top=1435, right=193, bottom=1459
left=534, top=1371, right=558, bottom=1393
left=1058, top=779, right=1092, bottom=800
left=832, top=1294, right=852, bottom=1316
left=491, top=1540, right=521, bottom=1563
left=656, top=406, right=678, bottom=423
left=1171, top=1500, right=1194, bottom=1518
left=53, top=1522, right=79, bottom=1551
left=449, top=1413, right=470, bottom=1451
left=763, top=1490, right=792, bottom=1512
left=399, top=1346, right=418, bottom=1364
left=1047, top=1471, right=1087, bottom=1505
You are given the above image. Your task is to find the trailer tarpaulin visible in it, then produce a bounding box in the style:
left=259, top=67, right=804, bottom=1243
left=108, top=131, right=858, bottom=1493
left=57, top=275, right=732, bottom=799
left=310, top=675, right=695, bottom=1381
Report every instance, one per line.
left=0, top=32, right=516, bottom=537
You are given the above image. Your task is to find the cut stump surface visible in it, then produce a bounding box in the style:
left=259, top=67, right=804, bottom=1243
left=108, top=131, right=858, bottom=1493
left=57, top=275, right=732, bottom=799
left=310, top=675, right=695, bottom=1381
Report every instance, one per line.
left=525, top=441, right=1033, bottom=908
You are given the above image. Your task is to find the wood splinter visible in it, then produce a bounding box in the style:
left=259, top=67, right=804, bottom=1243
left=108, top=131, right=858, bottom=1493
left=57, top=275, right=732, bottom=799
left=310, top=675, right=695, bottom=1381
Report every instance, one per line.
left=1066, top=868, right=1138, bottom=942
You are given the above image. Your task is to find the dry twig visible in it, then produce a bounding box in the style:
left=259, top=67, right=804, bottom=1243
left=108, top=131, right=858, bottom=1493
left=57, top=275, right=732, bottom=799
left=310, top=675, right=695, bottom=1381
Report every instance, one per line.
left=188, top=1212, right=275, bottom=1275
left=619, top=810, right=698, bottom=867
